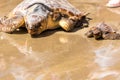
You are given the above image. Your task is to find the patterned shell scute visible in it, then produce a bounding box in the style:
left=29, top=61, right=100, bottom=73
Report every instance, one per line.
left=13, top=0, right=81, bottom=15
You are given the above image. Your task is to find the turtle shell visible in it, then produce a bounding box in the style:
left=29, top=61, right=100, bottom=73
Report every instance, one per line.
left=96, top=22, right=115, bottom=33
left=12, top=0, right=82, bottom=16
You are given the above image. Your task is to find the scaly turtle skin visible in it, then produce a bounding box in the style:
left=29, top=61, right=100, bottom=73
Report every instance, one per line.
left=0, top=0, right=88, bottom=37
left=85, top=22, right=120, bottom=40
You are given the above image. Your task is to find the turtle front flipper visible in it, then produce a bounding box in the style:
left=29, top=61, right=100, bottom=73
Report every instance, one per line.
left=59, top=17, right=76, bottom=31
left=0, top=15, right=24, bottom=33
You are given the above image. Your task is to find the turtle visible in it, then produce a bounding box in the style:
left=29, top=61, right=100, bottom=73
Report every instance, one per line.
left=85, top=22, right=120, bottom=40
left=0, top=0, right=88, bottom=37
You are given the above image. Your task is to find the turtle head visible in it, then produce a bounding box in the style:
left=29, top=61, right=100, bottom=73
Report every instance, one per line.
left=27, top=23, right=41, bottom=37
left=26, top=14, right=45, bottom=36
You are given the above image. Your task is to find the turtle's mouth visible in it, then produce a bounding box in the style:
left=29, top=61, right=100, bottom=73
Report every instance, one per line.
left=28, top=30, right=39, bottom=37
left=28, top=29, right=39, bottom=35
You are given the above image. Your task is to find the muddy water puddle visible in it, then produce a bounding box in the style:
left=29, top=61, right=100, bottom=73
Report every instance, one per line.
left=0, top=0, right=120, bottom=80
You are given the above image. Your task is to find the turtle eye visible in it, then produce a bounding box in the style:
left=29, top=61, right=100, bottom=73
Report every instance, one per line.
left=34, top=22, right=41, bottom=29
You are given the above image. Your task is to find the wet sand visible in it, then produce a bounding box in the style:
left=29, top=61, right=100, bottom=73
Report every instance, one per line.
left=0, top=0, right=120, bottom=80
